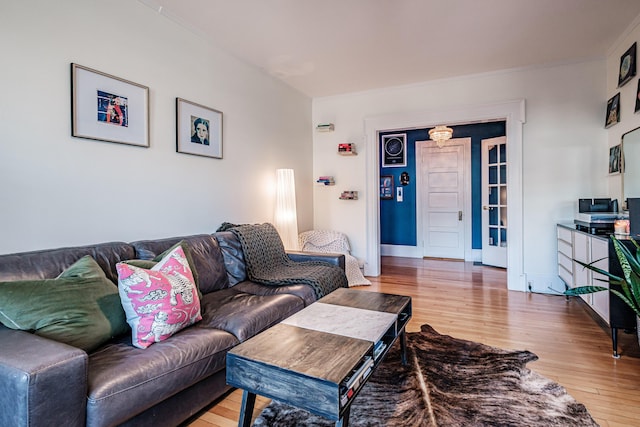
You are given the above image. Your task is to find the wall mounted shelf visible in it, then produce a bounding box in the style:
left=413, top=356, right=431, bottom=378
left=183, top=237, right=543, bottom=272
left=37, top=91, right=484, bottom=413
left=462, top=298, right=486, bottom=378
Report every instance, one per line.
left=338, top=143, right=357, bottom=155
left=339, top=191, right=358, bottom=200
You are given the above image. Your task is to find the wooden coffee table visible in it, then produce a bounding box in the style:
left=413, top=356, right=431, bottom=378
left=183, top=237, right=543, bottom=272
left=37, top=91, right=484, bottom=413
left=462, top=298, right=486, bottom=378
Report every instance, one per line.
left=226, top=288, right=412, bottom=427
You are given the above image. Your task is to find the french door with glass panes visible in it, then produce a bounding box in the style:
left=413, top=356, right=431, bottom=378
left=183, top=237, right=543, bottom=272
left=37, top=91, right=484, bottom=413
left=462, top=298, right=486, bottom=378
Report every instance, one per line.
left=481, top=137, right=507, bottom=268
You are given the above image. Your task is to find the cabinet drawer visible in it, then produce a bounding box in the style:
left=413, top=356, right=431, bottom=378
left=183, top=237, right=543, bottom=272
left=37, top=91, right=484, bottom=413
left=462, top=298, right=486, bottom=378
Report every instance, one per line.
left=557, top=226, right=573, bottom=243
left=558, top=239, right=572, bottom=257
left=558, top=264, right=572, bottom=286
left=558, top=252, right=572, bottom=272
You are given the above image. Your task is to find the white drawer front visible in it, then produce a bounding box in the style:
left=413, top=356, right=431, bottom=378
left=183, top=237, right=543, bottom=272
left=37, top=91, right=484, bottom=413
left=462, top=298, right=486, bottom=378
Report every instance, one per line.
left=558, top=252, right=573, bottom=272
left=557, top=226, right=573, bottom=242
left=558, top=239, right=572, bottom=257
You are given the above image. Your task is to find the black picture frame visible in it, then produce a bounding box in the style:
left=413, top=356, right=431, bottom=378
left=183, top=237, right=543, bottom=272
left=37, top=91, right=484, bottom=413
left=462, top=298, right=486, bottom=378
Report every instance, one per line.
left=381, top=133, right=406, bottom=167
left=605, top=93, right=621, bottom=128
left=609, top=144, right=622, bottom=174
left=635, top=79, right=640, bottom=113
left=380, top=175, right=394, bottom=199
left=618, top=42, right=637, bottom=88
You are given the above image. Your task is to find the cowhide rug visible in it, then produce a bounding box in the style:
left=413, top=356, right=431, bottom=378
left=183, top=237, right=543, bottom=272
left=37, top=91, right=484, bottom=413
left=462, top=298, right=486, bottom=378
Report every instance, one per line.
left=253, top=324, right=599, bottom=426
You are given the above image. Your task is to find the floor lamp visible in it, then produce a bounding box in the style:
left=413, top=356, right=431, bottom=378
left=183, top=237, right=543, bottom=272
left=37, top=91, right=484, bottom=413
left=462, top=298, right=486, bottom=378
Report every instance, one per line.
left=274, top=168, right=299, bottom=250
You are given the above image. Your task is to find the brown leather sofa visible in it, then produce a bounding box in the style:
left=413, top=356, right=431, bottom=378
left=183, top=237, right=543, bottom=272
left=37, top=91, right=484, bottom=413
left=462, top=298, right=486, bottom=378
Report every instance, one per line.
left=0, top=231, right=345, bottom=427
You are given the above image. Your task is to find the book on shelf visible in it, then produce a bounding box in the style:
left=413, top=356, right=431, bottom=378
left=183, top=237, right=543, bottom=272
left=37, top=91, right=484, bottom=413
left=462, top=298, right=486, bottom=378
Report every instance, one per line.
left=316, top=176, right=335, bottom=185
left=316, top=123, right=334, bottom=132
left=374, top=340, right=387, bottom=360
left=340, top=356, right=374, bottom=405
left=339, top=190, right=358, bottom=200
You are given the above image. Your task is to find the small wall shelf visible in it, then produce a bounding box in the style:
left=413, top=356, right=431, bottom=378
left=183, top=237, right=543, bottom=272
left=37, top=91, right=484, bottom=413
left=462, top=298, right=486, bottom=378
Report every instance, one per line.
left=338, top=143, right=357, bottom=155
left=339, top=191, right=358, bottom=200
left=316, top=123, right=334, bottom=132
left=317, top=176, right=335, bottom=186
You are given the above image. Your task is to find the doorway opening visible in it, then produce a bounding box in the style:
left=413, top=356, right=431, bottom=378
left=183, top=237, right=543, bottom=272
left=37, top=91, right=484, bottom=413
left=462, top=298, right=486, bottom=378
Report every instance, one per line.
left=364, top=100, right=526, bottom=291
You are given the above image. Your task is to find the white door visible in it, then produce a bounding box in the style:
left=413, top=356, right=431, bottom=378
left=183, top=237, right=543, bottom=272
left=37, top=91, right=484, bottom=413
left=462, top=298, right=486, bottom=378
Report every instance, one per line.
left=481, top=137, right=507, bottom=268
left=420, top=141, right=466, bottom=259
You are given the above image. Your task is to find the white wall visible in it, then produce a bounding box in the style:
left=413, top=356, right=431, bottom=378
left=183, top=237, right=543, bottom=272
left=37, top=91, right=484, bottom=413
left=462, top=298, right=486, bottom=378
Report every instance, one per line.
left=0, top=0, right=313, bottom=254
left=607, top=15, right=640, bottom=203
left=313, top=59, right=607, bottom=291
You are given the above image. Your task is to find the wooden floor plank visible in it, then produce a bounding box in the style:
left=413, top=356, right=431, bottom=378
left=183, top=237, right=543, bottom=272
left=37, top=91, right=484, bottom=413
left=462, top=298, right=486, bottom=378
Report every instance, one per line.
left=188, top=257, right=640, bottom=426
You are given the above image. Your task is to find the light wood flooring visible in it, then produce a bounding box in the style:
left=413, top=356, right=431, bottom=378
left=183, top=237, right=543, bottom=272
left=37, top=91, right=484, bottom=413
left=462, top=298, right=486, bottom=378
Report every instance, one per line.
left=189, top=257, right=640, bottom=427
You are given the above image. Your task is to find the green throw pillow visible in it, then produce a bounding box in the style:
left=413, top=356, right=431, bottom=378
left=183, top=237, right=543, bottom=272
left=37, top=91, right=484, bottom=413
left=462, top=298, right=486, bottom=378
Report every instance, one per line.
left=0, top=255, right=129, bottom=352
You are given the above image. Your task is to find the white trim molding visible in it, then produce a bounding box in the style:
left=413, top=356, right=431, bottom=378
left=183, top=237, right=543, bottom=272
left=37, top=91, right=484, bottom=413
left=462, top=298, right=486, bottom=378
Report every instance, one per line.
left=364, top=99, right=526, bottom=291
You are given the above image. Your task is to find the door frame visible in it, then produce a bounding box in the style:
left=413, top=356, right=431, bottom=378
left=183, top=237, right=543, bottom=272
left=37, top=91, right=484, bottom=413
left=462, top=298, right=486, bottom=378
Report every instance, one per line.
left=364, top=99, right=526, bottom=291
left=416, top=138, right=472, bottom=260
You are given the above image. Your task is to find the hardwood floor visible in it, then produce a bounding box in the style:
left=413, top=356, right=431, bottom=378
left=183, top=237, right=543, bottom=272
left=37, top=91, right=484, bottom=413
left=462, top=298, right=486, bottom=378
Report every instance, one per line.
left=189, top=257, right=640, bottom=427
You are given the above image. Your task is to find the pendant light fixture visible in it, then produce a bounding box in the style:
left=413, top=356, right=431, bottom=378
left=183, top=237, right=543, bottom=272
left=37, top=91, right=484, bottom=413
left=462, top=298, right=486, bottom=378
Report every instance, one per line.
left=429, top=125, right=453, bottom=148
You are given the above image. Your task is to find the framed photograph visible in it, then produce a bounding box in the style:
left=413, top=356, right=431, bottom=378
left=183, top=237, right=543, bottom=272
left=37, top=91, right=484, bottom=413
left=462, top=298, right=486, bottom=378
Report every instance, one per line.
left=71, top=63, right=149, bottom=147
left=605, top=93, right=620, bottom=128
left=176, top=98, right=223, bottom=159
left=380, top=175, right=394, bottom=200
left=609, top=144, right=622, bottom=174
left=618, top=42, right=637, bottom=87
left=635, top=79, right=640, bottom=113
left=382, top=133, right=406, bottom=167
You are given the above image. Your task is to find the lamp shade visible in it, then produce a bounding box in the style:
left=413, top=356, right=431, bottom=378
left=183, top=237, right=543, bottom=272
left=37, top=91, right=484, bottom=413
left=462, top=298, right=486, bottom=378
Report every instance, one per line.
left=274, top=169, right=299, bottom=250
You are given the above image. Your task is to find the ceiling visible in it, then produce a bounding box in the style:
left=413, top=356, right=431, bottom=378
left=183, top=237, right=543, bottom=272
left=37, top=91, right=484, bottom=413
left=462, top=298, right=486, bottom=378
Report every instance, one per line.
left=139, top=0, right=640, bottom=98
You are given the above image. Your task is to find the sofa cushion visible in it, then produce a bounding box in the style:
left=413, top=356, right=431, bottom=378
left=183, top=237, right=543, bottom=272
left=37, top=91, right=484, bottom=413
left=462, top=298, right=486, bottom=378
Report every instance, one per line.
left=0, top=255, right=128, bottom=352
left=197, top=288, right=304, bottom=341
left=213, top=231, right=247, bottom=285
left=116, top=246, right=202, bottom=349
left=0, top=241, right=135, bottom=284
left=131, top=234, right=229, bottom=294
left=87, top=326, right=238, bottom=427
left=232, top=280, right=317, bottom=306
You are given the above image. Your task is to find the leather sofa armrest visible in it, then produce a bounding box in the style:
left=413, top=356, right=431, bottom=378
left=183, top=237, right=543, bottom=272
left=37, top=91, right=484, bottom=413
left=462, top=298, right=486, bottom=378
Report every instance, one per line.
left=0, top=327, right=87, bottom=427
left=286, top=251, right=346, bottom=271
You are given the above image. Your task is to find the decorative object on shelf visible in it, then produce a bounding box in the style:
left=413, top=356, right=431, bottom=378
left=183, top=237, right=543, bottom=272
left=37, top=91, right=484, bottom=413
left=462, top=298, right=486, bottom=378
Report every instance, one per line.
left=380, top=175, right=393, bottom=200
left=71, top=63, right=149, bottom=147
left=609, top=144, right=622, bottom=174
left=176, top=98, right=223, bottom=159
left=605, top=93, right=620, bottom=128
left=339, top=191, right=358, bottom=200
left=316, top=176, right=335, bottom=185
left=564, top=235, right=640, bottom=351
left=274, top=169, right=299, bottom=250
left=400, top=171, right=410, bottom=186
left=428, top=125, right=453, bottom=148
left=381, top=133, right=406, bottom=167
left=338, top=143, right=357, bottom=155
left=316, top=123, right=335, bottom=132
left=618, top=42, right=636, bottom=88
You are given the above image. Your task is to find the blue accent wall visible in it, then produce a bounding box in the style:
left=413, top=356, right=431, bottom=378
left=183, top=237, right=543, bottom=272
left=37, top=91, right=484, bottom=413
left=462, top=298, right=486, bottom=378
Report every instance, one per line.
left=380, top=122, right=506, bottom=249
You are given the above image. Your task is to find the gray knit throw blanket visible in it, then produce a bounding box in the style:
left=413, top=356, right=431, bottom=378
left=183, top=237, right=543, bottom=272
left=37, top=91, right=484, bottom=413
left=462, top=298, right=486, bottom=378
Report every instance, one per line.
left=230, top=223, right=348, bottom=299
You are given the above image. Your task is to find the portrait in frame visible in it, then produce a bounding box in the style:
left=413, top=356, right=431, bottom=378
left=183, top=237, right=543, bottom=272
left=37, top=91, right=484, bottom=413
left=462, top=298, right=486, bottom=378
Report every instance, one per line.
left=71, top=63, right=149, bottom=147
left=176, top=98, right=223, bottom=159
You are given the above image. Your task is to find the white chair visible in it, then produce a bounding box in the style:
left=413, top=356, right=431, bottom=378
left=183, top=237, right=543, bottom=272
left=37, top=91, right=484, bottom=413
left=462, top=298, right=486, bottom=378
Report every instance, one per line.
left=298, top=230, right=371, bottom=287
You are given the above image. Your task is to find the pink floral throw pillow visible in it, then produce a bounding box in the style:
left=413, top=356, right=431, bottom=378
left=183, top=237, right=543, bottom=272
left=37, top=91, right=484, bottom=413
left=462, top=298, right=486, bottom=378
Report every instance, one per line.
left=116, top=245, right=201, bottom=349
